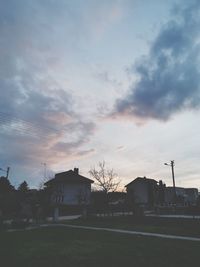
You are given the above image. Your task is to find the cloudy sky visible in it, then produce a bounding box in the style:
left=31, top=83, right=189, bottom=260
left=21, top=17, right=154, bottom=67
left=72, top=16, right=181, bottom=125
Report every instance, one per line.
left=0, top=0, right=200, bottom=189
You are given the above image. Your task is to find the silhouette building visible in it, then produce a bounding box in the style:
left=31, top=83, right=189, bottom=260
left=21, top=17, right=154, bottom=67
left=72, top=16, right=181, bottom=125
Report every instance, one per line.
left=125, top=177, right=158, bottom=208
left=45, top=168, right=94, bottom=206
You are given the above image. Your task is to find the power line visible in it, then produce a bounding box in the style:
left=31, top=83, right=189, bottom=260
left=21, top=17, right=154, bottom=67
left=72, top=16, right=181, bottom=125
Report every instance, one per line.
left=0, top=117, right=42, bottom=138
left=0, top=111, right=65, bottom=140
left=0, top=111, right=58, bottom=133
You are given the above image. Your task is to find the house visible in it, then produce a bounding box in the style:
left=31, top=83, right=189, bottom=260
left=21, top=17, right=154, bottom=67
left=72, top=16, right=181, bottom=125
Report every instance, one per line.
left=125, top=177, right=158, bottom=208
left=184, top=188, right=198, bottom=205
left=44, top=168, right=94, bottom=206
left=125, top=175, right=199, bottom=213
left=164, top=187, right=198, bottom=205
left=164, top=187, right=185, bottom=205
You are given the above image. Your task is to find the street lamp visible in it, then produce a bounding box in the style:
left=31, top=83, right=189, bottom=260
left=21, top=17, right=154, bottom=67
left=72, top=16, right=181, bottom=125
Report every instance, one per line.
left=164, top=160, right=176, bottom=203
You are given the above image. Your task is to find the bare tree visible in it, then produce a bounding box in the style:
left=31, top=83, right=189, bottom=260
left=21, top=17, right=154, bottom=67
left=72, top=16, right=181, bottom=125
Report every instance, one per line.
left=38, top=170, right=55, bottom=190
left=89, top=161, right=120, bottom=193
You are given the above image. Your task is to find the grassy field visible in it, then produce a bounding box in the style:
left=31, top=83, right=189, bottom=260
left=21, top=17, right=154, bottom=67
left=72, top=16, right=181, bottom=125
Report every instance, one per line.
left=1, top=226, right=200, bottom=267
left=66, top=215, right=200, bottom=237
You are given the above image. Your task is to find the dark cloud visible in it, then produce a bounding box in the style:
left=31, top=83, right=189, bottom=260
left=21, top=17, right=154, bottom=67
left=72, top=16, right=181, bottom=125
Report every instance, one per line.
left=0, top=80, right=96, bottom=168
left=112, top=0, right=200, bottom=121
left=0, top=0, right=96, bottom=181
left=51, top=122, right=95, bottom=155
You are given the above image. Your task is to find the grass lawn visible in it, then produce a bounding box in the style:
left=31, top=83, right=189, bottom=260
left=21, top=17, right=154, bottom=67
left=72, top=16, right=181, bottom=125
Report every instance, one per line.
left=66, top=215, right=200, bottom=237
left=1, top=226, right=200, bottom=267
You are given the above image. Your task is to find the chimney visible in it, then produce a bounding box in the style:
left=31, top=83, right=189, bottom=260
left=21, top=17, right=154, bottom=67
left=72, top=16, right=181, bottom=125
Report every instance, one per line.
left=74, top=168, right=79, bottom=175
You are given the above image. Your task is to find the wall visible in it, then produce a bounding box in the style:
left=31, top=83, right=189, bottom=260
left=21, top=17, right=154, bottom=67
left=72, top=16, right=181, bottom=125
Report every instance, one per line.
left=127, top=181, right=149, bottom=204
left=51, top=183, right=91, bottom=205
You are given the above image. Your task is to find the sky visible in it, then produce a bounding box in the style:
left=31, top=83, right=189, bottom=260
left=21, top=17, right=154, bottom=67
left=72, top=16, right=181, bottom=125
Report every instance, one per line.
left=0, top=0, right=200, bottom=189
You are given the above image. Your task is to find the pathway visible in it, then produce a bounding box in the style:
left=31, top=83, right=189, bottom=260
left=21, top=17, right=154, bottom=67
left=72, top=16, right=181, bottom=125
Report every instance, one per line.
left=39, top=223, right=200, bottom=242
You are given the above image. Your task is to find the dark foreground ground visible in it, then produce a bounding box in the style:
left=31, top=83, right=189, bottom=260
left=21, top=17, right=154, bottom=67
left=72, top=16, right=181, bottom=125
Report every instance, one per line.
left=67, top=215, right=200, bottom=237
left=1, top=225, right=200, bottom=267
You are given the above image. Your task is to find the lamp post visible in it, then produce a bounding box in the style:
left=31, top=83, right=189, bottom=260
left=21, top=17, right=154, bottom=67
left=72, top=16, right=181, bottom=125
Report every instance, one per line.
left=164, top=160, right=176, bottom=204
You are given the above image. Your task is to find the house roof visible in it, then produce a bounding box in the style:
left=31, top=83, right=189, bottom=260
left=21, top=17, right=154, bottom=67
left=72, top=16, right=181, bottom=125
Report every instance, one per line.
left=125, top=177, right=158, bottom=187
left=166, top=187, right=198, bottom=191
left=184, top=188, right=198, bottom=191
left=44, top=169, right=94, bottom=186
left=166, top=186, right=184, bottom=190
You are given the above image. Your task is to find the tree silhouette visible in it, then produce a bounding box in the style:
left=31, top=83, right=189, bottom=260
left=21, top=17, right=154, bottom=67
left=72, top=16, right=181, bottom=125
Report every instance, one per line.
left=0, top=176, right=14, bottom=193
left=0, top=177, right=16, bottom=218
left=18, top=181, right=29, bottom=193
left=89, top=161, right=120, bottom=193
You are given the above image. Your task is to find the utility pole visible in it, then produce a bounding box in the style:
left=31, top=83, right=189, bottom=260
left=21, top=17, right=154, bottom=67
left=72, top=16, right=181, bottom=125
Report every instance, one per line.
left=164, top=160, right=176, bottom=204
left=171, top=160, right=175, bottom=189
left=6, top=167, right=10, bottom=179
left=0, top=166, right=10, bottom=179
